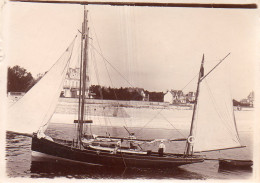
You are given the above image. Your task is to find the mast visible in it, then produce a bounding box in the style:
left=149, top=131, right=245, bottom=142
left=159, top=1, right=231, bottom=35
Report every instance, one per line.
left=185, top=54, right=204, bottom=155
left=77, top=7, right=89, bottom=148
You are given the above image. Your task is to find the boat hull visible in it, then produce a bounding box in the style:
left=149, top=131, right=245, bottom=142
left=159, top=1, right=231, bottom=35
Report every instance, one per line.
left=219, top=159, right=253, bottom=168
left=31, top=135, right=204, bottom=169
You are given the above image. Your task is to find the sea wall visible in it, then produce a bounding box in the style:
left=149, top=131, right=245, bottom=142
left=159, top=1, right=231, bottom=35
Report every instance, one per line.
left=56, top=98, right=172, bottom=117
left=58, top=97, right=166, bottom=106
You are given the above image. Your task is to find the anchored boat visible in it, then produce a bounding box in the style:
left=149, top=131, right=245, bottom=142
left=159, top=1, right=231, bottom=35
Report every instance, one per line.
left=7, top=7, right=247, bottom=169
left=219, top=159, right=253, bottom=169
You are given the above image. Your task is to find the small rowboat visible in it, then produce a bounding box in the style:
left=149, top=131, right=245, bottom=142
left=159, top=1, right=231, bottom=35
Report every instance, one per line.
left=219, top=159, right=253, bottom=168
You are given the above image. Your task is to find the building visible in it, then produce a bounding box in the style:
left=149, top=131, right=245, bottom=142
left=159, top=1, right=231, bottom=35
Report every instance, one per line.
left=172, top=90, right=186, bottom=103
left=247, top=91, right=254, bottom=107
left=186, top=92, right=196, bottom=103
left=164, top=91, right=173, bottom=103
left=164, top=90, right=186, bottom=104
left=62, top=68, right=89, bottom=98
left=239, top=91, right=254, bottom=107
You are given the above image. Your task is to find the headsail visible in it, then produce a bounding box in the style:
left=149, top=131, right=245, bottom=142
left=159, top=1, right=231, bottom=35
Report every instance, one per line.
left=192, top=58, right=242, bottom=152
left=7, top=37, right=76, bottom=134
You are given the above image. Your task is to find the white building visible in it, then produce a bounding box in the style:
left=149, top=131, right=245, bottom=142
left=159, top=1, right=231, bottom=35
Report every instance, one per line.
left=164, top=90, right=193, bottom=104
left=164, top=91, right=173, bottom=103
left=62, top=68, right=89, bottom=98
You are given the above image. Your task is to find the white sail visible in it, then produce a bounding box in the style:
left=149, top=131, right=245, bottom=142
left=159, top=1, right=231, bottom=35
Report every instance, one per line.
left=193, top=61, right=241, bottom=152
left=7, top=39, right=76, bottom=134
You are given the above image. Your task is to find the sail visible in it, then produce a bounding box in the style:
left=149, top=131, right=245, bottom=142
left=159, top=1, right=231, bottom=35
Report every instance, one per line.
left=192, top=61, right=241, bottom=152
left=7, top=38, right=76, bottom=134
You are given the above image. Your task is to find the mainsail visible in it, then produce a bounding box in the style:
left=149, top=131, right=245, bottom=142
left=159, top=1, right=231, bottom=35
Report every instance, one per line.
left=7, top=38, right=76, bottom=134
left=192, top=60, right=241, bottom=152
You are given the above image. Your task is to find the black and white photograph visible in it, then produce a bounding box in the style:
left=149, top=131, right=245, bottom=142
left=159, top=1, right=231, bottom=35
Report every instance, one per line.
left=1, top=0, right=259, bottom=181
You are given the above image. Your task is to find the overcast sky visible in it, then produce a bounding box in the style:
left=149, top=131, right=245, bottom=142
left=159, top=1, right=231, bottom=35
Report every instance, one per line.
left=3, top=2, right=257, bottom=100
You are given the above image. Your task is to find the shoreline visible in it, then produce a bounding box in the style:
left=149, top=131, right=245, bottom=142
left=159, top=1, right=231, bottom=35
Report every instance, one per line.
left=8, top=96, right=254, bottom=111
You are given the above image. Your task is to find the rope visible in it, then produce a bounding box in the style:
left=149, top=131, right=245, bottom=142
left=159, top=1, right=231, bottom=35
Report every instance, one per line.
left=88, top=16, right=130, bottom=130
left=89, top=43, right=134, bottom=87
left=120, top=148, right=127, bottom=168
left=135, top=108, right=164, bottom=135
left=158, top=113, right=186, bottom=138
left=89, top=38, right=112, bottom=133
left=181, top=73, right=199, bottom=91
left=89, top=15, right=120, bottom=102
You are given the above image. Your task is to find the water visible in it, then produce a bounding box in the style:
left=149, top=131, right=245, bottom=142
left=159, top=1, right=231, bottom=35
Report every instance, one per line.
left=6, top=110, right=254, bottom=180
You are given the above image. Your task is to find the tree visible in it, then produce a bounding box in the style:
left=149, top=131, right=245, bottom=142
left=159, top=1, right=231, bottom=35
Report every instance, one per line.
left=7, top=65, right=35, bottom=92
left=147, top=91, right=164, bottom=102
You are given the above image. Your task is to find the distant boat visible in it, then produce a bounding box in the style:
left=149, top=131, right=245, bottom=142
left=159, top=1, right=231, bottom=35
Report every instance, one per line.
left=7, top=7, right=247, bottom=169
left=219, top=159, right=253, bottom=168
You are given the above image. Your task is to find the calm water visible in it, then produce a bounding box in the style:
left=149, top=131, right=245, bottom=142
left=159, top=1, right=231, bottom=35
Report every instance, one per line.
left=6, top=122, right=253, bottom=180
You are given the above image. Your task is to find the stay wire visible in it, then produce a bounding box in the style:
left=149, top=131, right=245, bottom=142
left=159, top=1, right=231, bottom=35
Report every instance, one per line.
left=181, top=73, right=199, bottom=91
left=159, top=112, right=186, bottom=138
left=89, top=14, right=120, bottom=101
left=88, top=16, right=129, bottom=128
left=135, top=108, right=164, bottom=136
left=89, top=37, right=112, bottom=133
left=89, top=43, right=134, bottom=88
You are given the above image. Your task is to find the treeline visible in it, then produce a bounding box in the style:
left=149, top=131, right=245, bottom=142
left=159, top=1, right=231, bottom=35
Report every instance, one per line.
left=89, top=85, right=164, bottom=102
left=7, top=65, right=36, bottom=92
left=7, top=65, right=164, bottom=102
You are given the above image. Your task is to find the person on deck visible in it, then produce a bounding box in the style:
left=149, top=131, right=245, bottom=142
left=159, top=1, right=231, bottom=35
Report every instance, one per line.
left=113, top=139, right=123, bottom=154
left=128, top=133, right=137, bottom=149
left=158, top=140, right=166, bottom=157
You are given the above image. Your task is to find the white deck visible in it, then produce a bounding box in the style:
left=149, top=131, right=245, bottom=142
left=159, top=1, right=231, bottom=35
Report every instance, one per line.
left=89, top=145, right=147, bottom=154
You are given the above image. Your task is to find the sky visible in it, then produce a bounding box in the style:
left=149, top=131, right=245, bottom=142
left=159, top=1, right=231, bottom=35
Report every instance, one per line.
left=3, top=1, right=258, bottom=100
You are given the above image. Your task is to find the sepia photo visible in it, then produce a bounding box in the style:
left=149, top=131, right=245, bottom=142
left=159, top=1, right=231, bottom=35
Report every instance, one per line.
left=1, top=0, right=259, bottom=181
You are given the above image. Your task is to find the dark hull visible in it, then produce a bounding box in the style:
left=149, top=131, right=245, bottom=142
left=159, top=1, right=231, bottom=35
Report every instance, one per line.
left=219, top=159, right=253, bottom=168
left=31, top=135, right=204, bottom=169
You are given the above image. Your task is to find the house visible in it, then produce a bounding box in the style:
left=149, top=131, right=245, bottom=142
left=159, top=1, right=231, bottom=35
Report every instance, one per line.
left=186, top=92, right=196, bottom=103
left=247, top=91, right=254, bottom=107
left=62, top=68, right=89, bottom=98
left=172, top=90, right=186, bottom=103
left=240, top=91, right=254, bottom=107
left=164, top=90, right=186, bottom=104
left=141, top=90, right=149, bottom=101
left=164, top=91, right=173, bottom=103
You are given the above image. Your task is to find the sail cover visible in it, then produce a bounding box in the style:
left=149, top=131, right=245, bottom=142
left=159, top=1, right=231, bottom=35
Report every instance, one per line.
left=7, top=39, right=76, bottom=134
left=192, top=61, right=241, bottom=152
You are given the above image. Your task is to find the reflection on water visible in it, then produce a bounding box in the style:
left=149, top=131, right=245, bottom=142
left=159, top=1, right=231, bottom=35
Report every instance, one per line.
left=30, top=161, right=205, bottom=179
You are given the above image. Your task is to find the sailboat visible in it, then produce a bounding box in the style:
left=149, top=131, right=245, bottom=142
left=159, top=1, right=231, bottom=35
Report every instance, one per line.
left=7, top=8, right=244, bottom=169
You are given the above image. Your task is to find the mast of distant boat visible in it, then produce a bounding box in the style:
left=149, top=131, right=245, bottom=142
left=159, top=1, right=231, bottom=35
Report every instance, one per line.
left=185, top=54, right=204, bottom=155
